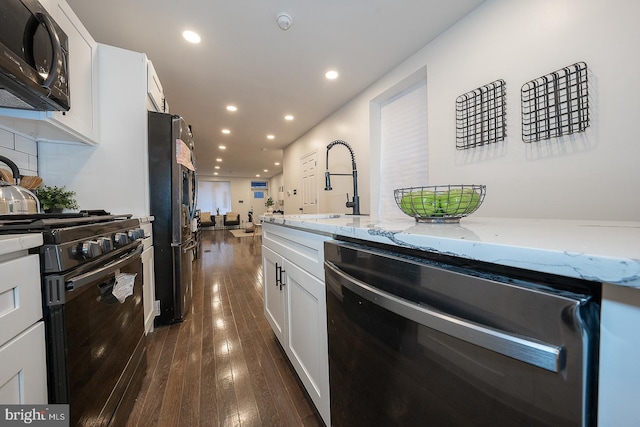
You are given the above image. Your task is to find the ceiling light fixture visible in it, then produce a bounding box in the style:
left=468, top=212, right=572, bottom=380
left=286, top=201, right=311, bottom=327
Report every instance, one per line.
left=214, top=166, right=220, bottom=169
left=325, top=70, right=339, bottom=80
left=275, top=162, right=280, bottom=166
left=218, top=145, right=226, bottom=149
left=267, top=134, right=275, bottom=140
left=182, top=30, right=201, bottom=44
left=214, top=172, right=218, bottom=176
left=284, top=115, right=294, bottom=121
left=221, top=129, right=230, bottom=134
left=256, top=174, right=261, bottom=177
left=276, top=13, right=292, bottom=31
left=216, top=158, right=222, bottom=162
left=226, top=105, right=237, bottom=112
left=264, top=169, right=268, bottom=172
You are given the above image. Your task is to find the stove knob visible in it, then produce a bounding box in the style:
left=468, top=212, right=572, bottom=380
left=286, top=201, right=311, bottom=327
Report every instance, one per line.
left=129, top=228, right=145, bottom=240
left=82, top=240, right=102, bottom=259
left=114, top=232, right=129, bottom=247
left=97, top=237, right=113, bottom=252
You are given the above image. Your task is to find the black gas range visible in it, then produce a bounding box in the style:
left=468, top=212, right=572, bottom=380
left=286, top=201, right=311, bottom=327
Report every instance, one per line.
left=0, top=211, right=148, bottom=426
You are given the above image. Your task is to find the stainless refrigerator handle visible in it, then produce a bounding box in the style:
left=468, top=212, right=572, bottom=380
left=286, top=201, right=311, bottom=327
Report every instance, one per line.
left=325, top=260, right=564, bottom=373
left=66, top=245, right=143, bottom=291
left=182, top=241, right=198, bottom=252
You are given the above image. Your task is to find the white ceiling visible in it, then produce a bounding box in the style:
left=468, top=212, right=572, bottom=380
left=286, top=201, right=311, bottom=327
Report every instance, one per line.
left=65, top=0, right=484, bottom=178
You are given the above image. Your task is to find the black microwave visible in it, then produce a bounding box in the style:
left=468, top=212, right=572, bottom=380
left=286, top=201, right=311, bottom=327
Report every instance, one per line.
left=0, top=0, right=70, bottom=111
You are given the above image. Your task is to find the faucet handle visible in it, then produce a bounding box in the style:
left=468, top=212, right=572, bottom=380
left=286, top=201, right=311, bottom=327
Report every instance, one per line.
left=345, top=193, right=355, bottom=208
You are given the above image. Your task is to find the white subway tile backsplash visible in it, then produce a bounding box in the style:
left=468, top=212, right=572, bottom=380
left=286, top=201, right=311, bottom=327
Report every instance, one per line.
left=0, top=128, right=13, bottom=149
left=0, top=126, right=38, bottom=176
left=15, top=135, right=37, bottom=156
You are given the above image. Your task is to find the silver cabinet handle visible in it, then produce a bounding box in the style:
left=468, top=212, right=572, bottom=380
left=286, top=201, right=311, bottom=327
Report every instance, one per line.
left=325, top=260, right=564, bottom=372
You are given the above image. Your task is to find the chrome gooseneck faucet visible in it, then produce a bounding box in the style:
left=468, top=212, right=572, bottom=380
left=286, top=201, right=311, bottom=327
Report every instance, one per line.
left=324, top=140, right=360, bottom=215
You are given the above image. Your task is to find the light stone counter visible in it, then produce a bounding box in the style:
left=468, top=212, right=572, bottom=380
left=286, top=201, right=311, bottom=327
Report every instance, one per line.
left=261, top=214, right=640, bottom=287
left=261, top=213, right=640, bottom=424
left=0, top=233, right=43, bottom=258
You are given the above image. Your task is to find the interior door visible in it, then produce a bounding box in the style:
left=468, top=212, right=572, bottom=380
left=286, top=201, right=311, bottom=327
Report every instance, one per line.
left=300, top=151, right=318, bottom=214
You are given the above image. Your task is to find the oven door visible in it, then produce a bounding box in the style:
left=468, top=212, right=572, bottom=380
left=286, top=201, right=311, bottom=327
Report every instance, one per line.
left=45, top=244, right=146, bottom=427
left=324, top=240, right=599, bottom=427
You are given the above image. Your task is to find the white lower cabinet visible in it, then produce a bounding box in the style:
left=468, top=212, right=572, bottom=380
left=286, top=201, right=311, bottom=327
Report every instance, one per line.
left=262, top=223, right=330, bottom=425
left=0, top=323, right=47, bottom=404
left=0, top=235, right=47, bottom=404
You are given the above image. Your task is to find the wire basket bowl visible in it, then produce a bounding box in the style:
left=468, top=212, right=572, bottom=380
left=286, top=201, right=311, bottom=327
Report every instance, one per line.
left=394, top=185, right=486, bottom=223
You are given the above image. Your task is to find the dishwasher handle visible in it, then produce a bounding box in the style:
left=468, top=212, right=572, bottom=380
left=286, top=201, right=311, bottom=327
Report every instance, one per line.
left=325, top=260, right=564, bottom=373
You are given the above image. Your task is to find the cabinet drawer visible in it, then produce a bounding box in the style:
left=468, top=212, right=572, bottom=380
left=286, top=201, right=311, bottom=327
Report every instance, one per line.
left=0, top=322, right=47, bottom=404
left=262, top=223, right=330, bottom=280
left=0, top=255, right=42, bottom=346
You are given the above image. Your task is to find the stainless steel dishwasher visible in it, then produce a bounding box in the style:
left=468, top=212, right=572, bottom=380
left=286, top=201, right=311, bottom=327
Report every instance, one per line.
left=324, top=239, right=599, bottom=427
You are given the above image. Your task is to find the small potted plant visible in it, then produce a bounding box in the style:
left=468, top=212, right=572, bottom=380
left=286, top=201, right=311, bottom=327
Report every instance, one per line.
left=35, top=185, right=79, bottom=213
left=265, top=196, right=274, bottom=213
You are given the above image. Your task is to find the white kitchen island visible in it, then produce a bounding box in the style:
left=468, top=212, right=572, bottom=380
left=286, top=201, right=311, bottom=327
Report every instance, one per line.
left=262, top=214, right=640, bottom=426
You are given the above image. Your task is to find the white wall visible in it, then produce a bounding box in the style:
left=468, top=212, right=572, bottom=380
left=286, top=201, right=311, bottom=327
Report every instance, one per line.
left=0, top=125, right=38, bottom=177
left=284, top=0, right=640, bottom=221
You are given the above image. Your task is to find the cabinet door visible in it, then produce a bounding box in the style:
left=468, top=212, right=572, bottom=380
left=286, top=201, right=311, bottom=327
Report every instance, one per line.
left=0, top=322, right=47, bottom=404
left=47, top=0, right=99, bottom=143
left=147, top=60, right=166, bottom=112
left=284, top=260, right=330, bottom=424
left=0, top=0, right=100, bottom=144
left=262, top=246, right=285, bottom=344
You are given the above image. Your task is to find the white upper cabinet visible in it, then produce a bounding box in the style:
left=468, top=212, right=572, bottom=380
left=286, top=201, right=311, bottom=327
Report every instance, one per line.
left=0, top=0, right=100, bottom=145
left=147, top=60, right=167, bottom=113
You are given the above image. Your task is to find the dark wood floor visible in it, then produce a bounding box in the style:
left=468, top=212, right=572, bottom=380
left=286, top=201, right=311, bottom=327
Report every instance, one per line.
left=126, top=230, right=324, bottom=427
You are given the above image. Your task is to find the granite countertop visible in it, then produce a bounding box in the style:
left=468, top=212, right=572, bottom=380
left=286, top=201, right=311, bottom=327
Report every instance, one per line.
left=261, top=214, right=640, bottom=287
left=0, top=233, right=43, bottom=257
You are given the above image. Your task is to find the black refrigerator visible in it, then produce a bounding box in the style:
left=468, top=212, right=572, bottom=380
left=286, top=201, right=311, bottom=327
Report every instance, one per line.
left=148, top=111, right=198, bottom=326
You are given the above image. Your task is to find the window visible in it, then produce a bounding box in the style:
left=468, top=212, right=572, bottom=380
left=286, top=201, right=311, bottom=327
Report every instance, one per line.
left=250, top=181, right=268, bottom=190
left=372, top=71, right=428, bottom=217
left=197, top=181, right=231, bottom=214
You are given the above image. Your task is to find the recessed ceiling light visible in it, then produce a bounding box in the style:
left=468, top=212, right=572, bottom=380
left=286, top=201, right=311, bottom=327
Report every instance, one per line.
left=275, top=162, right=280, bottom=166
left=214, top=166, right=220, bottom=169
left=182, top=30, right=201, bottom=44
left=325, top=70, right=339, bottom=80
left=218, top=145, right=226, bottom=149
left=216, top=158, right=222, bottom=162
left=284, top=115, right=294, bottom=121
left=226, top=105, right=237, bottom=112
left=256, top=174, right=261, bottom=177
left=267, top=134, right=275, bottom=140
left=214, top=172, right=218, bottom=176
left=221, top=129, right=230, bottom=134
left=264, top=169, right=268, bottom=172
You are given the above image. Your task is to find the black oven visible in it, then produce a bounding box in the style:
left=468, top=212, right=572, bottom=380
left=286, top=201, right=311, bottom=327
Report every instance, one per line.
left=0, top=213, right=147, bottom=426
left=0, top=0, right=70, bottom=111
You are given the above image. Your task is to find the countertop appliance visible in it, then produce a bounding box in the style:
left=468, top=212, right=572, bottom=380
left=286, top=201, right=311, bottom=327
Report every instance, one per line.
left=0, top=0, right=70, bottom=111
left=0, top=212, right=147, bottom=426
left=325, top=239, right=600, bottom=426
left=0, top=155, right=40, bottom=214
left=148, top=111, right=198, bottom=326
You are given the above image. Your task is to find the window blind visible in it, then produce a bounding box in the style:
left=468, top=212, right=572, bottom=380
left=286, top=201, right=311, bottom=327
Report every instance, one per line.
left=379, top=80, right=428, bottom=217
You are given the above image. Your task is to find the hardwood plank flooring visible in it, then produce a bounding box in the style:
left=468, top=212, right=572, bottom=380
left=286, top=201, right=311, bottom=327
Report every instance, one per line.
left=126, top=230, right=324, bottom=427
